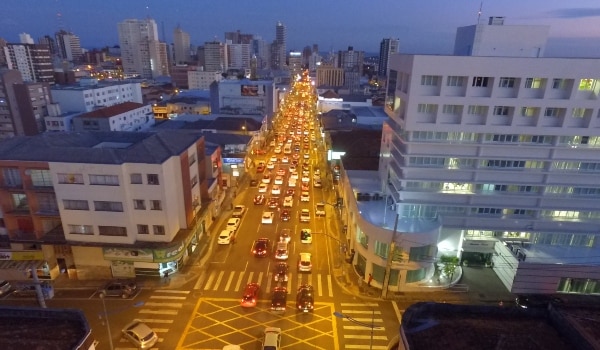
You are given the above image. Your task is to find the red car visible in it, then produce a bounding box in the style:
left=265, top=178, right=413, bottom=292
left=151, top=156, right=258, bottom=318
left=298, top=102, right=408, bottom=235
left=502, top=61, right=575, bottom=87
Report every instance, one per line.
left=256, top=165, right=265, bottom=173
left=254, top=194, right=266, bottom=205
left=241, top=282, right=260, bottom=308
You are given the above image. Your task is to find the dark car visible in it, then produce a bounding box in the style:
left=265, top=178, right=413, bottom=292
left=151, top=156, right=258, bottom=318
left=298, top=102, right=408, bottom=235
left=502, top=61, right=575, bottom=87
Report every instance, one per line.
left=280, top=209, right=291, bottom=222
left=250, top=179, right=259, bottom=187
left=285, top=189, right=295, bottom=197
left=254, top=194, right=266, bottom=205
left=252, top=238, right=270, bottom=257
left=270, top=287, right=287, bottom=313
left=268, top=197, right=280, bottom=209
left=98, top=280, right=137, bottom=298
left=273, top=262, right=289, bottom=282
left=515, top=294, right=563, bottom=309
left=296, top=284, right=314, bottom=312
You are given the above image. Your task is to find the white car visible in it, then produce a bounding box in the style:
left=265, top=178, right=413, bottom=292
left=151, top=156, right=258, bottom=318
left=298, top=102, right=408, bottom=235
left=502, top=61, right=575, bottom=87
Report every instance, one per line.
left=258, top=183, right=268, bottom=193
left=226, top=218, right=241, bottom=232
left=262, top=327, right=282, bottom=350
left=303, top=152, right=310, bottom=159
left=262, top=174, right=271, bottom=184
left=274, top=176, right=284, bottom=185
left=290, top=172, right=299, bottom=180
left=218, top=229, right=235, bottom=244
left=300, top=209, right=310, bottom=223
left=282, top=156, right=289, bottom=163
left=262, top=211, right=274, bottom=224
left=232, top=205, right=246, bottom=218
left=283, top=196, right=293, bottom=208
left=122, top=319, right=158, bottom=349
left=301, top=176, right=310, bottom=183
left=271, top=185, right=281, bottom=195
left=274, top=146, right=282, bottom=154
left=298, top=253, right=312, bottom=272
left=267, top=162, right=275, bottom=169
left=288, top=180, right=297, bottom=188
left=301, top=191, right=310, bottom=202
left=270, top=156, right=278, bottom=162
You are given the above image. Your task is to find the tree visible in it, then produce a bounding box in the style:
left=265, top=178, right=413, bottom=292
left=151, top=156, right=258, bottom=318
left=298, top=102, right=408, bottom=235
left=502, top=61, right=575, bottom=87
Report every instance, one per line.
left=439, top=255, right=459, bottom=282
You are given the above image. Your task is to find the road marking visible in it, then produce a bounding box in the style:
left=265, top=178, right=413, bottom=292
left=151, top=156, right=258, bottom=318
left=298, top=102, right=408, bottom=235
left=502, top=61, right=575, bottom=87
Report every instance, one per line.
left=234, top=271, right=245, bottom=291
left=345, top=345, right=388, bottom=350
left=212, top=271, right=225, bottom=291
left=203, top=271, right=216, bottom=290
left=152, top=290, right=189, bottom=295
left=392, top=301, right=403, bottom=323
left=246, top=271, right=254, bottom=285
left=224, top=271, right=235, bottom=292
left=340, top=302, right=379, bottom=307
left=327, top=274, right=333, bottom=297
left=317, top=273, right=323, bottom=296
left=138, top=318, right=174, bottom=324
left=149, top=295, right=186, bottom=300
left=258, top=271, right=264, bottom=284
left=138, top=309, right=178, bottom=315
left=341, top=310, right=382, bottom=314
left=340, top=317, right=384, bottom=323
left=343, top=325, right=387, bottom=332
left=193, top=270, right=206, bottom=290
left=143, top=302, right=183, bottom=308
left=307, top=273, right=313, bottom=287
left=265, top=272, right=272, bottom=291
left=344, top=335, right=388, bottom=340
left=151, top=328, right=169, bottom=333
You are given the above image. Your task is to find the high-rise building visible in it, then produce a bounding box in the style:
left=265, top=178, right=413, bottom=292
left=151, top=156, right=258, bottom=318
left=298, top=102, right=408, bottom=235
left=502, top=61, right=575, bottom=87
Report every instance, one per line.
left=19, top=33, right=34, bottom=44
left=251, top=36, right=269, bottom=69
left=117, top=18, right=166, bottom=79
left=316, top=63, right=344, bottom=87
left=0, top=38, right=6, bottom=67
left=203, top=41, right=226, bottom=72
left=55, top=30, right=83, bottom=63
left=288, top=51, right=303, bottom=78
left=173, top=25, right=191, bottom=65
left=227, top=42, right=251, bottom=70
left=378, top=38, right=399, bottom=77
left=225, top=30, right=253, bottom=45
left=2, top=43, right=54, bottom=83
left=337, top=46, right=364, bottom=93
left=272, top=21, right=286, bottom=69
left=38, top=35, right=58, bottom=56
left=359, top=18, right=600, bottom=294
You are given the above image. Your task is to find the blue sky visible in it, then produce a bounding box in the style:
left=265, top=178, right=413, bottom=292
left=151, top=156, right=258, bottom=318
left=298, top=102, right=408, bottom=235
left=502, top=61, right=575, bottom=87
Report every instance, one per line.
left=2, top=0, right=600, bottom=57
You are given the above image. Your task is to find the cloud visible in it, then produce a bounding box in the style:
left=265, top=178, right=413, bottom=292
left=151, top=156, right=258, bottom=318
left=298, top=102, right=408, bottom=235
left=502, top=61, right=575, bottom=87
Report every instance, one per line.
left=547, top=8, right=600, bottom=19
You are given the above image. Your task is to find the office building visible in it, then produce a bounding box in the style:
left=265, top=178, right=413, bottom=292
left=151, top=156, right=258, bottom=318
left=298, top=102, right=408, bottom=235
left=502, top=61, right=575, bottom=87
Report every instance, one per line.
left=188, top=70, right=223, bottom=90
left=272, top=21, right=286, bottom=69
left=203, top=41, right=226, bottom=72
left=378, top=38, right=399, bottom=77
left=344, top=17, right=600, bottom=295
left=117, top=18, right=166, bottom=79
left=0, top=130, right=224, bottom=280
left=173, top=25, right=191, bottom=65
left=55, top=30, right=83, bottom=63
left=316, top=64, right=344, bottom=88
left=288, top=51, right=303, bottom=78
left=227, top=42, right=251, bottom=70
left=2, top=43, right=54, bottom=83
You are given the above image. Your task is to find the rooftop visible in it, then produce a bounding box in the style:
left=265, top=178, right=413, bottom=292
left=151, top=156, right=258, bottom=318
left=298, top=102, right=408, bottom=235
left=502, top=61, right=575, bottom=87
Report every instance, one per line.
left=0, top=130, right=204, bottom=164
left=77, top=102, right=146, bottom=119
left=51, top=80, right=137, bottom=91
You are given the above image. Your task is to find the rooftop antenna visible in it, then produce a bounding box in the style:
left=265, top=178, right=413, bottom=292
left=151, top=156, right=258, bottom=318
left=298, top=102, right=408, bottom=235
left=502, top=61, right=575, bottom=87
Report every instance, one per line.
left=477, top=2, right=483, bottom=24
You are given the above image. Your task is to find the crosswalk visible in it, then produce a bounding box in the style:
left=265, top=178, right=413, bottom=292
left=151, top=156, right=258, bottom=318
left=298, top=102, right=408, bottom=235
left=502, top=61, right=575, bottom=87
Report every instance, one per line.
left=195, top=269, right=334, bottom=297
left=338, top=302, right=389, bottom=350
left=115, top=289, right=190, bottom=350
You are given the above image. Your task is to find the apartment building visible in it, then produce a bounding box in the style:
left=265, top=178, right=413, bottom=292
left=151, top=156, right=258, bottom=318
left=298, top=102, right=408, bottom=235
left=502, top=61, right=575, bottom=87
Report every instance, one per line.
left=2, top=43, right=54, bottom=83
left=0, top=130, right=223, bottom=280
left=345, top=18, right=600, bottom=295
left=50, top=79, right=143, bottom=113
left=71, top=102, right=154, bottom=132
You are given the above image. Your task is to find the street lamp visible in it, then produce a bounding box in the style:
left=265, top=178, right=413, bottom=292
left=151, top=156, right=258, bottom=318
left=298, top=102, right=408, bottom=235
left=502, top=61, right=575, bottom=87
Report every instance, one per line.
left=333, top=309, right=380, bottom=350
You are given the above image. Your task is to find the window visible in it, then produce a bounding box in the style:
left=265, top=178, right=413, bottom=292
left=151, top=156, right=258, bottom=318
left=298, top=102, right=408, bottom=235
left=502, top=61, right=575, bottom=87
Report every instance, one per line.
left=130, top=173, right=142, bottom=184
left=150, top=200, right=162, bottom=210
left=552, top=79, right=566, bottom=89
left=493, top=106, right=510, bottom=116
left=68, top=225, right=93, bottom=235
left=137, top=224, right=149, bottom=235
left=98, top=226, right=127, bottom=236
left=544, top=108, right=560, bottom=117
left=498, top=77, right=515, bottom=88
left=408, top=245, right=435, bottom=262
left=572, top=108, right=586, bottom=118
left=374, top=241, right=388, bottom=259
left=191, top=175, right=198, bottom=188
left=12, top=193, right=28, bottom=209
left=472, top=76, right=489, bottom=87
left=94, top=201, right=123, bottom=212
left=153, top=225, right=165, bottom=235
left=467, top=105, right=486, bottom=116
left=89, top=174, right=119, bottom=186
left=521, top=107, right=537, bottom=117
left=417, top=104, right=436, bottom=113
left=475, top=207, right=502, bottom=215
left=147, top=174, right=159, bottom=185
left=490, top=134, right=519, bottom=142
left=30, top=169, right=52, bottom=187
left=578, top=79, right=597, bottom=91
left=357, top=230, right=368, bottom=248
left=442, top=105, right=461, bottom=115
left=58, top=173, right=84, bottom=184
left=63, top=200, right=89, bottom=210
left=188, top=153, right=197, bottom=166
left=524, top=78, right=543, bottom=89
left=420, top=75, right=439, bottom=86
left=446, top=76, right=463, bottom=87
left=3, top=168, right=22, bottom=187
left=485, top=160, right=526, bottom=168
left=133, top=200, right=146, bottom=210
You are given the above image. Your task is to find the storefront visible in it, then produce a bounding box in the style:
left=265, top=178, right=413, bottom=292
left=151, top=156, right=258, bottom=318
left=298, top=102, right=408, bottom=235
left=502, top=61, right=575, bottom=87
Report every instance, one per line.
left=0, top=250, right=54, bottom=281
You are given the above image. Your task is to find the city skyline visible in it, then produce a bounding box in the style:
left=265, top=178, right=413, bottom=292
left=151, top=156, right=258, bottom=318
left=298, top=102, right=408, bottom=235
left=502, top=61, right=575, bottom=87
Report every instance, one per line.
left=1, top=0, right=600, bottom=57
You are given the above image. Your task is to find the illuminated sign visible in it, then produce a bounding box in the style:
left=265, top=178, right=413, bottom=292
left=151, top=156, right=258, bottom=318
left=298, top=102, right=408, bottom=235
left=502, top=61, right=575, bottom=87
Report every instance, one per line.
left=223, top=158, right=244, bottom=164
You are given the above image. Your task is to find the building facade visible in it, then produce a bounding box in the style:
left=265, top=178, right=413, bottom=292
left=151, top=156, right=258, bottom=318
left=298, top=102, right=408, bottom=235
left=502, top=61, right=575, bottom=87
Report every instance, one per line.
left=50, top=80, right=143, bottom=113
left=188, top=70, right=223, bottom=90
left=218, top=79, right=276, bottom=116
left=378, top=38, right=399, bottom=77
left=72, top=102, right=154, bottom=132
left=173, top=26, right=191, bottom=65
left=117, top=18, right=166, bottom=79
left=0, top=130, right=224, bottom=280
left=55, top=30, right=83, bottom=63
left=3, top=43, right=54, bottom=83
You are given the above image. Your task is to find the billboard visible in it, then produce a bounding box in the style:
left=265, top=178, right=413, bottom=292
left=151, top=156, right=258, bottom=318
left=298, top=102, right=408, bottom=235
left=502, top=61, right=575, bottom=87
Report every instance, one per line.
left=241, top=85, right=262, bottom=96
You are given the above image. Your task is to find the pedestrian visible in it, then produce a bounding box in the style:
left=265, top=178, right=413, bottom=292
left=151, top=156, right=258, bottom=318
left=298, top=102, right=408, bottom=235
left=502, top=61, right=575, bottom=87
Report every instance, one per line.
left=368, top=273, right=373, bottom=287
left=163, top=270, right=170, bottom=284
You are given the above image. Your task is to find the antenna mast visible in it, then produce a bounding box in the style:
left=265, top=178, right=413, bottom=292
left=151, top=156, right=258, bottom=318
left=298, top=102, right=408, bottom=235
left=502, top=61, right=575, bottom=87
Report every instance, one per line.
left=477, top=2, right=483, bottom=24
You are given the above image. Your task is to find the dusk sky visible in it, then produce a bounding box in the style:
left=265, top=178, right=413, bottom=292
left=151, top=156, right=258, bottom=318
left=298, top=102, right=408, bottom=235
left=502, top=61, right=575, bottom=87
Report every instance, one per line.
left=2, top=0, right=600, bottom=57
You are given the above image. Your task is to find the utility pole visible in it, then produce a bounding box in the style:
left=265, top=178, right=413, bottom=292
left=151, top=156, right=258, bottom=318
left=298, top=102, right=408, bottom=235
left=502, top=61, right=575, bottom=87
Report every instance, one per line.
left=381, top=213, right=399, bottom=298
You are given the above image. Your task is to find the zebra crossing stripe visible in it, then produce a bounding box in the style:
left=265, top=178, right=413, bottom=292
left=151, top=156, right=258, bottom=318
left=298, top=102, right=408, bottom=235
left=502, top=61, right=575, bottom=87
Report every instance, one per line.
left=343, top=325, right=387, bottom=332
left=149, top=295, right=186, bottom=300
left=345, top=345, right=388, bottom=350
left=265, top=272, right=273, bottom=291
left=341, top=310, right=382, bottom=314
left=317, top=273, right=323, bottom=296
left=327, top=274, right=333, bottom=297
left=212, top=271, right=225, bottom=291
left=143, top=302, right=183, bottom=308
left=153, top=290, right=189, bottom=294
left=344, top=335, right=388, bottom=340
left=258, top=271, right=264, bottom=284
left=340, top=302, right=379, bottom=307
left=234, top=271, right=244, bottom=291
left=246, top=271, right=254, bottom=285
left=203, top=271, right=215, bottom=291
left=339, top=317, right=383, bottom=323
left=138, top=309, right=178, bottom=315
left=224, top=271, right=235, bottom=292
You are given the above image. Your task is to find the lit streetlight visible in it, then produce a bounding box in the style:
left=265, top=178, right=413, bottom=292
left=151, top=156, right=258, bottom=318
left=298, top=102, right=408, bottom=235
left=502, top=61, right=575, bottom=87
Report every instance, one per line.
left=333, top=309, right=380, bottom=350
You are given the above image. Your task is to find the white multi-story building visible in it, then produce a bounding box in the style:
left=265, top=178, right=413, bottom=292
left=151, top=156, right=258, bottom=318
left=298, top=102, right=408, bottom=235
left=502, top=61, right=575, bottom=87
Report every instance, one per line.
left=227, top=42, right=250, bottom=70
left=346, top=18, right=600, bottom=295
left=117, top=18, right=166, bottom=79
left=72, top=102, right=154, bottom=132
left=173, top=25, right=191, bottom=65
left=218, top=79, right=276, bottom=116
left=55, top=30, right=83, bottom=62
left=50, top=79, right=143, bottom=113
left=188, top=70, right=223, bottom=90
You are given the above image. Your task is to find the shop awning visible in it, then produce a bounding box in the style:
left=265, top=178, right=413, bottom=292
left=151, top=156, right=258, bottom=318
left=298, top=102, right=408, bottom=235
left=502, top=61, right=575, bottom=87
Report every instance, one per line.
left=0, top=260, right=46, bottom=270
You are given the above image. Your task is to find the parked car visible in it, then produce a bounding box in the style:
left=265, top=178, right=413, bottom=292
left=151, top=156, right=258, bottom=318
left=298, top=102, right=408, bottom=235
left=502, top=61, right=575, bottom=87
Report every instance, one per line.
left=98, top=280, right=137, bottom=298
left=226, top=218, right=241, bottom=232
left=240, top=282, right=260, bottom=308
left=296, top=284, right=314, bottom=312
left=218, top=229, right=235, bottom=245
left=262, top=327, right=282, bottom=350
left=231, top=205, right=246, bottom=218
left=0, top=280, right=11, bottom=295
left=515, top=294, right=563, bottom=309
left=121, top=319, right=158, bottom=349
